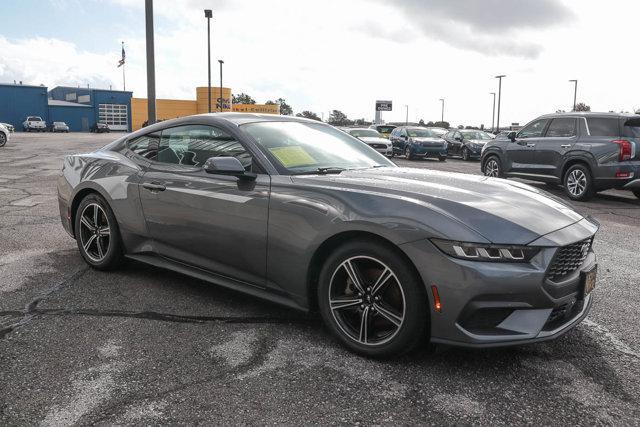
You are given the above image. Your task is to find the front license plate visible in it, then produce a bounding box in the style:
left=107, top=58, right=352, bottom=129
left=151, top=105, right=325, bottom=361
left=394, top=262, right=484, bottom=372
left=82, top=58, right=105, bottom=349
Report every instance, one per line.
left=582, top=266, right=597, bottom=295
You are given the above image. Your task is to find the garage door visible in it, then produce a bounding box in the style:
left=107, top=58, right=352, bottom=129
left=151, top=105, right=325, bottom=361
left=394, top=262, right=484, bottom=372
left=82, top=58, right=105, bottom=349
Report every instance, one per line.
left=98, top=104, right=128, bottom=131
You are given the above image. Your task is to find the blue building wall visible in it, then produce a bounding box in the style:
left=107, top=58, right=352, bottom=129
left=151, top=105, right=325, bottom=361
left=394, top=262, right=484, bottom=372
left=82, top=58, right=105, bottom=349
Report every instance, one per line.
left=0, top=84, right=49, bottom=130
left=48, top=105, right=94, bottom=131
left=0, top=83, right=132, bottom=132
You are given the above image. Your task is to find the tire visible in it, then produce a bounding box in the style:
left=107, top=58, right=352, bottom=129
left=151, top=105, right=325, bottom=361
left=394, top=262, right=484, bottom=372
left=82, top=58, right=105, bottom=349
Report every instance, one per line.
left=483, top=155, right=503, bottom=178
left=405, top=146, right=414, bottom=160
left=0, top=133, right=6, bottom=147
left=563, top=164, right=594, bottom=201
left=633, top=190, right=640, bottom=200
left=438, top=156, right=446, bottom=162
left=74, top=193, right=124, bottom=270
left=317, top=239, right=429, bottom=358
left=462, top=147, right=470, bottom=161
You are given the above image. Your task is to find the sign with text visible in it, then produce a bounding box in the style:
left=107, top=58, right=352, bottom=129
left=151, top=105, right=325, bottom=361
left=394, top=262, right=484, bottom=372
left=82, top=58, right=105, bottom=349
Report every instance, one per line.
left=376, top=100, right=392, bottom=111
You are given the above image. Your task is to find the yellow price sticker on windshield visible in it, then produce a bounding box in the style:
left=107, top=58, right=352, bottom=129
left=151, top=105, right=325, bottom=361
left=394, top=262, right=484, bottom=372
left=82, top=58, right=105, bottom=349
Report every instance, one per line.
left=269, top=146, right=317, bottom=168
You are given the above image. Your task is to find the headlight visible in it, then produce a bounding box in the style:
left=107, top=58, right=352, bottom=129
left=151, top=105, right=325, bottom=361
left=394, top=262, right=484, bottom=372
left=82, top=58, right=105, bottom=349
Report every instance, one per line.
left=431, top=239, right=540, bottom=262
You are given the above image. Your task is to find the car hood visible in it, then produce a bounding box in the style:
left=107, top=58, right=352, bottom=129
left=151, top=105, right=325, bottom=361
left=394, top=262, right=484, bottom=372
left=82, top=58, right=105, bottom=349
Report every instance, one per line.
left=359, top=137, right=390, bottom=144
left=412, top=137, right=445, bottom=144
left=467, top=139, right=489, bottom=145
left=292, top=167, right=584, bottom=245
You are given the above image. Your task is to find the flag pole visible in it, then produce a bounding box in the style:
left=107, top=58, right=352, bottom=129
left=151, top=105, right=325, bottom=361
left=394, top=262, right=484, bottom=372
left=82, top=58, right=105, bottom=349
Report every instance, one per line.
left=122, top=41, right=126, bottom=91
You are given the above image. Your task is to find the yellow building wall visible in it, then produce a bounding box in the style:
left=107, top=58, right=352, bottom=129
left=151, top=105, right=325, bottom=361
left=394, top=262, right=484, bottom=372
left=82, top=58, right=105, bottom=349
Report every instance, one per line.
left=131, top=87, right=280, bottom=131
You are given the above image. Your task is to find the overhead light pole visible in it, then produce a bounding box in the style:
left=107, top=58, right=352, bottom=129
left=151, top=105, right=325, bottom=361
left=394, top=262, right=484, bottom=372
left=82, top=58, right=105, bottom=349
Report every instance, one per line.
left=569, top=79, right=578, bottom=111
left=495, top=75, right=506, bottom=131
left=439, top=98, right=445, bottom=124
left=218, top=59, right=224, bottom=112
left=405, top=105, right=408, bottom=125
left=490, top=92, right=496, bottom=132
left=145, top=0, right=156, bottom=125
left=204, top=9, right=212, bottom=113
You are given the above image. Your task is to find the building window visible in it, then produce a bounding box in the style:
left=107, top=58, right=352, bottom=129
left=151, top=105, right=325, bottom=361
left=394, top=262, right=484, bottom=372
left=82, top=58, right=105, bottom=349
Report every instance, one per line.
left=98, top=103, right=128, bottom=130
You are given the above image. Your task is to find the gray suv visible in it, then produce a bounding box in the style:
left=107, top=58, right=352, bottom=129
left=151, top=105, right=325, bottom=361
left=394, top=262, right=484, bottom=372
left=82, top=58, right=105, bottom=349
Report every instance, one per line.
left=481, top=113, right=640, bottom=201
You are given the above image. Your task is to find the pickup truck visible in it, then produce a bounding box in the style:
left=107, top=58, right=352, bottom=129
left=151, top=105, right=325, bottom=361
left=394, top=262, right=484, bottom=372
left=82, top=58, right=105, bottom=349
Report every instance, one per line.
left=22, top=116, right=47, bottom=132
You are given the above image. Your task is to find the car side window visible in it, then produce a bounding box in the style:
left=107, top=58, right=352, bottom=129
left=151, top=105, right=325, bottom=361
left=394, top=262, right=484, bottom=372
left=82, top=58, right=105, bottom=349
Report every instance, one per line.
left=586, top=118, right=620, bottom=137
left=157, top=125, right=253, bottom=170
left=128, top=132, right=160, bottom=160
left=545, top=118, right=576, bottom=138
left=517, top=119, right=549, bottom=139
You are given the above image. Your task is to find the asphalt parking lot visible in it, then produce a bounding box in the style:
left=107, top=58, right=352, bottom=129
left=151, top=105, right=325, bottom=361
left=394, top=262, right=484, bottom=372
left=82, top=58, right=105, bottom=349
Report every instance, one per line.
left=1, top=132, right=639, bottom=425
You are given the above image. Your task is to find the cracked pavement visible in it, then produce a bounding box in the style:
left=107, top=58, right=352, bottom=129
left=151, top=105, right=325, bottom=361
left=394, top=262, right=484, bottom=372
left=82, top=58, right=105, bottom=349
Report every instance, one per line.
left=1, top=133, right=639, bottom=425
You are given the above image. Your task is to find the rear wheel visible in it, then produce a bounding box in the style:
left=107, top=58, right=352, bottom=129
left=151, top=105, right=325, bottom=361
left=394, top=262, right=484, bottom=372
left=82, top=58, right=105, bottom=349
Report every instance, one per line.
left=438, top=156, right=446, bottom=162
left=563, top=164, right=594, bottom=201
left=317, top=239, right=428, bottom=358
left=632, top=190, right=640, bottom=200
left=74, top=193, right=124, bottom=270
left=0, top=133, right=6, bottom=147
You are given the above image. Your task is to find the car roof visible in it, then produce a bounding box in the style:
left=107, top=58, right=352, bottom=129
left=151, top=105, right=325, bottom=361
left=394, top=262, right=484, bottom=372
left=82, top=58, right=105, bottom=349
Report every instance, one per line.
left=538, top=112, right=640, bottom=120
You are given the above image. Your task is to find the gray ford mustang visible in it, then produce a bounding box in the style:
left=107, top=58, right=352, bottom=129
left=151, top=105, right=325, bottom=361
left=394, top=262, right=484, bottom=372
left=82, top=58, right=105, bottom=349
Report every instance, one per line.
left=57, top=113, right=599, bottom=357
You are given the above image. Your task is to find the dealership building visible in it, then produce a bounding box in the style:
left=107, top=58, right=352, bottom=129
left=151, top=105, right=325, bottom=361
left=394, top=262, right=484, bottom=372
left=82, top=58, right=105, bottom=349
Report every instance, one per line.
left=0, top=82, right=279, bottom=132
left=0, top=83, right=132, bottom=132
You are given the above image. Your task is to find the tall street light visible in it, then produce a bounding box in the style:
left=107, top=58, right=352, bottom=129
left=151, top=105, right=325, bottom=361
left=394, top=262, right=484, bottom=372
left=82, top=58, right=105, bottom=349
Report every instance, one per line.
left=569, top=79, right=578, bottom=111
left=218, top=60, right=224, bottom=112
left=439, top=98, right=445, bottom=124
left=495, top=75, right=506, bottom=131
left=405, top=105, right=408, bottom=125
left=490, top=92, right=497, bottom=132
left=145, top=0, right=156, bottom=125
left=204, top=9, right=212, bottom=113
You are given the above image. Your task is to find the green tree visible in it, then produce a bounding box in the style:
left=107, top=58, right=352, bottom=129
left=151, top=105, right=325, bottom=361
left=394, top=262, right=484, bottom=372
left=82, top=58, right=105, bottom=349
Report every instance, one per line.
left=354, top=118, right=371, bottom=126
left=574, top=102, right=591, bottom=112
left=265, top=98, right=293, bottom=115
left=418, top=119, right=425, bottom=126
left=296, top=111, right=322, bottom=121
left=328, top=110, right=350, bottom=126
left=232, top=93, right=256, bottom=104
left=433, top=121, right=450, bottom=129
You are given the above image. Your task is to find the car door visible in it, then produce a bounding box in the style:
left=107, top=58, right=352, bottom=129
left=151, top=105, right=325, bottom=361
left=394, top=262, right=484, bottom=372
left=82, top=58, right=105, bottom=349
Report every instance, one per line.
left=506, top=118, right=550, bottom=174
left=138, top=123, right=270, bottom=288
left=534, top=117, right=577, bottom=177
left=450, top=131, right=463, bottom=156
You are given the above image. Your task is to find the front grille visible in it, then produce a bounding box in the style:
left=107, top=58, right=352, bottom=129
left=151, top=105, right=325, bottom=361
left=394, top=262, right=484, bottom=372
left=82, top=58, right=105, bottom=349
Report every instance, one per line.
left=546, top=238, right=592, bottom=283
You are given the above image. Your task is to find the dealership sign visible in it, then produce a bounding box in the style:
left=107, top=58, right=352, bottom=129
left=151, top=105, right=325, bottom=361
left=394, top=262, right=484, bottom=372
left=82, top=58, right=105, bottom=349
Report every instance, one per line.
left=376, top=100, right=392, bottom=111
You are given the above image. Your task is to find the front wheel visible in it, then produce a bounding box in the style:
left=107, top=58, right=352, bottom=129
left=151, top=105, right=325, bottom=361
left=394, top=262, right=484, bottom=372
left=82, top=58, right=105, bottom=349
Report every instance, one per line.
left=438, top=156, right=446, bottom=162
left=462, top=147, right=471, bottom=161
left=0, top=133, right=6, bottom=147
left=563, top=164, right=594, bottom=201
left=317, top=239, right=428, bottom=358
left=633, top=190, right=640, bottom=200
left=405, top=146, right=414, bottom=160
left=483, top=156, right=503, bottom=178
left=74, top=193, right=124, bottom=270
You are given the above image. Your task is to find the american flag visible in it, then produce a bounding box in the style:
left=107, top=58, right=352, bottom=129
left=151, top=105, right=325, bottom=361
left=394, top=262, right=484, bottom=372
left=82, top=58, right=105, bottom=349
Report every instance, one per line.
left=117, top=42, right=125, bottom=68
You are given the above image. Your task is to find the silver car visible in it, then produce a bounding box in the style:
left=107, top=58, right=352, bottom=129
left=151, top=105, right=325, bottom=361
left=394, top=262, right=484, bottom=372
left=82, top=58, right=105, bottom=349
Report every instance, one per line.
left=51, top=121, right=70, bottom=132
left=344, top=128, right=392, bottom=156
left=57, top=113, right=598, bottom=357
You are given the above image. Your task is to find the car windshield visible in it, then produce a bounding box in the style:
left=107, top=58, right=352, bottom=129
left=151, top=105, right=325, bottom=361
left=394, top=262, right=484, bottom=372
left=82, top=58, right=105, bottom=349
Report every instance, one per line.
left=54, top=122, right=65, bottom=125
left=406, top=128, right=439, bottom=138
left=349, top=129, right=382, bottom=138
left=242, top=121, right=394, bottom=174
left=461, top=131, right=493, bottom=140
left=428, top=128, right=447, bottom=136
left=28, top=117, right=41, bottom=121
left=376, top=126, right=395, bottom=133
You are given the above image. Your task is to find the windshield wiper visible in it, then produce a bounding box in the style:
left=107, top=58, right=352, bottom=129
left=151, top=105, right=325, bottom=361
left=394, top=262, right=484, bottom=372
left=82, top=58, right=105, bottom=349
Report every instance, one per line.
left=293, top=167, right=346, bottom=175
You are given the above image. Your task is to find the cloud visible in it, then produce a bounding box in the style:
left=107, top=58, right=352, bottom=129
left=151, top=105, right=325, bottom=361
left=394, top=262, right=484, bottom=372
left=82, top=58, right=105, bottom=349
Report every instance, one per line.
left=368, top=0, right=574, bottom=58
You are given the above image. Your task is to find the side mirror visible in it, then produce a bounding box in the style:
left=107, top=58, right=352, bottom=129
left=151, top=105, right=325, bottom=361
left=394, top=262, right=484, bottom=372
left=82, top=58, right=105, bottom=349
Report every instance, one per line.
left=455, top=136, right=463, bottom=142
left=402, top=135, right=408, bottom=140
left=203, top=156, right=256, bottom=180
left=508, top=131, right=517, bottom=142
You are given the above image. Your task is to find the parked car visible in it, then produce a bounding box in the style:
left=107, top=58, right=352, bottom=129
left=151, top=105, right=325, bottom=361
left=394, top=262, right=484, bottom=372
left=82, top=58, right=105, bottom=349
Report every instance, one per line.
left=443, top=129, right=495, bottom=161
left=51, top=121, right=70, bottom=132
left=22, top=116, right=47, bottom=132
left=390, top=126, right=447, bottom=161
left=344, top=128, right=392, bottom=156
left=90, top=122, right=110, bottom=133
left=58, top=114, right=599, bottom=356
left=0, top=123, right=9, bottom=147
left=368, top=124, right=396, bottom=139
left=1, top=122, right=15, bottom=133
left=481, top=112, right=640, bottom=201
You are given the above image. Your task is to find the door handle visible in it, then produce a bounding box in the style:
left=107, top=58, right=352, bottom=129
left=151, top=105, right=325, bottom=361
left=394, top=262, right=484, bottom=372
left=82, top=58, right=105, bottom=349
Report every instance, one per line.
left=560, top=144, right=571, bottom=148
left=526, top=143, right=536, bottom=148
left=142, top=182, right=166, bottom=191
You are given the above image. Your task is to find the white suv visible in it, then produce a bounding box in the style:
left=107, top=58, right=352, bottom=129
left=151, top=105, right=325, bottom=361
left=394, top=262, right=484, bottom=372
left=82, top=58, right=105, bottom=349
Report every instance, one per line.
left=22, top=116, right=47, bottom=132
left=0, top=123, right=9, bottom=147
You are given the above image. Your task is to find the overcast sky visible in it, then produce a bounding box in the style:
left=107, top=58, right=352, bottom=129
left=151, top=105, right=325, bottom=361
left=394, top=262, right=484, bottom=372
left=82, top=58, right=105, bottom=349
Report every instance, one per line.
left=1, top=0, right=638, bottom=127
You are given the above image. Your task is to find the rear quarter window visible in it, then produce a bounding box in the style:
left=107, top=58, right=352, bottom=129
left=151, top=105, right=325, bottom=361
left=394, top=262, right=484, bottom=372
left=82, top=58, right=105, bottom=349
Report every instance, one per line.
left=622, top=118, right=640, bottom=138
left=586, top=118, right=620, bottom=136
